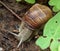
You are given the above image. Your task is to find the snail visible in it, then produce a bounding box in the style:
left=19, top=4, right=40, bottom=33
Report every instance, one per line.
left=6, top=4, right=52, bottom=48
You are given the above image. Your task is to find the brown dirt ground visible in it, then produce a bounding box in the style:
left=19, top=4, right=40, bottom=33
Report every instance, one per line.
left=0, top=0, right=50, bottom=51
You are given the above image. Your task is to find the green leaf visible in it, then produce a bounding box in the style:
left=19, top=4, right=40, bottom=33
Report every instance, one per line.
left=49, top=0, right=60, bottom=12
left=25, top=0, right=35, bottom=4
left=16, top=0, right=35, bottom=4
left=16, top=0, right=21, bottom=2
left=43, top=12, right=60, bottom=51
left=53, top=6, right=59, bottom=12
left=53, top=24, right=60, bottom=40
left=58, top=45, right=60, bottom=51
left=44, top=12, right=60, bottom=37
left=36, top=12, right=60, bottom=51
left=36, top=36, right=51, bottom=49
left=50, top=40, right=60, bottom=51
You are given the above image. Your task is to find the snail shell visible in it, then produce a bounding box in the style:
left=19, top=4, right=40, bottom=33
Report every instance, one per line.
left=24, top=4, right=52, bottom=29
left=7, top=4, right=52, bottom=48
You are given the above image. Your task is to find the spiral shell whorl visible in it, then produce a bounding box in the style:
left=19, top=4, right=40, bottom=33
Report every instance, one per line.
left=24, top=4, right=52, bottom=29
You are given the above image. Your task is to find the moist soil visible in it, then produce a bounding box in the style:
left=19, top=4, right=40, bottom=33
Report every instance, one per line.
left=0, top=0, right=51, bottom=51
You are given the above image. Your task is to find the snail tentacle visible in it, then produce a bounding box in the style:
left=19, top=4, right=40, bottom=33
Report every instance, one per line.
left=17, top=38, right=23, bottom=48
left=7, top=30, right=18, bottom=37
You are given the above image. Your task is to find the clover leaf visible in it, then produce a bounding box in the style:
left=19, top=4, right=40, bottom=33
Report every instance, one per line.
left=50, top=40, right=60, bottom=51
left=36, top=12, right=60, bottom=51
left=16, top=0, right=35, bottom=4
left=25, top=0, right=35, bottom=4
left=36, top=36, right=51, bottom=49
left=44, top=12, right=60, bottom=37
left=16, top=0, right=21, bottom=2
left=49, top=0, right=60, bottom=12
left=58, top=45, right=60, bottom=51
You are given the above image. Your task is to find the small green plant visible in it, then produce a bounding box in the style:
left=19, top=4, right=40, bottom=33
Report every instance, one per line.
left=16, top=0, right=35, bottom=4
left=36, top=12, right=60, bottom=51
left=49, top=0, right=60, bottom=12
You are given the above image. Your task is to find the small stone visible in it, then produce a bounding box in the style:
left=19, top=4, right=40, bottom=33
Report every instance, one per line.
left=0, top=47, right=3, bottom=51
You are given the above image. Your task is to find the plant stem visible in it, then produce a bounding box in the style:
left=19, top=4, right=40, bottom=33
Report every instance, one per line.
left=0, top=1, right=23, bottom=21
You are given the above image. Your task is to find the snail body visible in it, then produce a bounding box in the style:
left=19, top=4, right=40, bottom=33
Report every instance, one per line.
left=8, top=4, right=52, bottom=48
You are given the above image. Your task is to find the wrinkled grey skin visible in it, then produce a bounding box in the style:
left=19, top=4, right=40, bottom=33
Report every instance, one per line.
left=8, top=21, right=32, bottom=48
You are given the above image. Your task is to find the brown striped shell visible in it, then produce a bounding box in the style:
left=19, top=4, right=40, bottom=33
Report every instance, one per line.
left=23, top=4, right=52, bottom=29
